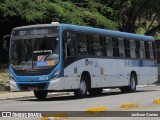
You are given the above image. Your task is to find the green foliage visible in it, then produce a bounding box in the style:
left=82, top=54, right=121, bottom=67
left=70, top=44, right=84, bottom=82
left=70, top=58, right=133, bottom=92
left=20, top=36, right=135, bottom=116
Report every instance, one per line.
left=0, top=0, right=48, bottom=22
left=1, top=0, right=160, bottom=36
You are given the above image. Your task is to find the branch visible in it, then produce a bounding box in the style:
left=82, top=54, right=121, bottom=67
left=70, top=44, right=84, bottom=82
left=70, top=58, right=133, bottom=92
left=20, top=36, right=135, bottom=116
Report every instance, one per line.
left=132, top=0, right=151, bottom=24
left=146, top=13, right=157, bottom=32
left=145, top=24, right=160, bottom=35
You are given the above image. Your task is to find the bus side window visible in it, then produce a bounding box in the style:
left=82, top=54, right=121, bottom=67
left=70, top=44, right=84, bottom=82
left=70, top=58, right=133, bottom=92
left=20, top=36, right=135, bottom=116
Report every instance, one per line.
left=140, top=41, right=145, bottom=59
left=135, top=40, right=140, bottom=58
left=77, top=33, right=89, bottom=56
left=105, top=36, right=113, bottom=57
left=124, top=39, right=130, bottom=58
left=63, top=31, right=76, bottom=58
left=66, top=38, right=75, bottom=57
left=92, top=35, right=102, bottom=56
left=149, top=42, right=154, bottom=59
left=145, top=41, right=150, bottom=59
left=118, top=38, right=125, bottom=57
left=130, top=39, right=136, bottom=58
left=152, top=42, right=156, bottom=59
left=112, top=37, right=119, bottom=57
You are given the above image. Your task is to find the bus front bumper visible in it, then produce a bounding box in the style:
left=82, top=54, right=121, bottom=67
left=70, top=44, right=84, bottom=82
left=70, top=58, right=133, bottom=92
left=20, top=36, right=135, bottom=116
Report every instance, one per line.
left=10, top=77, right=64, bottom=91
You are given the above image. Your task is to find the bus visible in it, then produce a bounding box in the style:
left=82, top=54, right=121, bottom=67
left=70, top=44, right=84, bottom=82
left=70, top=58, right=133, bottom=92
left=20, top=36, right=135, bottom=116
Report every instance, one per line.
left=9, top=22, right=158, bottom=100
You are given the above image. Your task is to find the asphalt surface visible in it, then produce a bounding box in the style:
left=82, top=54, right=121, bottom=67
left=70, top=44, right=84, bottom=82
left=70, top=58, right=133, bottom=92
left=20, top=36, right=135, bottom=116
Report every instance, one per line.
left=0, top=85, right=160, bottom=120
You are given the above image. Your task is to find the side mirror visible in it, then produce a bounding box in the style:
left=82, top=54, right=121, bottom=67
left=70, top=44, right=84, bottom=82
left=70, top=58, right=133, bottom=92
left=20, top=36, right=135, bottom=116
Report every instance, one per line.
left=3, top=35, right=11, bottom=51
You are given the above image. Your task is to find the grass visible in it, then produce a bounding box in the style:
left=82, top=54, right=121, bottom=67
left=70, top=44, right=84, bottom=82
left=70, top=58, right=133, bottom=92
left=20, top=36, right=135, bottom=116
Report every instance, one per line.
left=0, top=70, right=9, bottom=87
left=0, top=91, right=11, bottom=94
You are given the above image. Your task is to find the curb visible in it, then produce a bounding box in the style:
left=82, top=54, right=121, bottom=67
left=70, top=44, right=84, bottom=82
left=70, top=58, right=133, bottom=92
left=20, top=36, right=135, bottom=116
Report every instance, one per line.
left=0, top=92, right=71, bottom=101
left=137, top=84, right=157, bottom=88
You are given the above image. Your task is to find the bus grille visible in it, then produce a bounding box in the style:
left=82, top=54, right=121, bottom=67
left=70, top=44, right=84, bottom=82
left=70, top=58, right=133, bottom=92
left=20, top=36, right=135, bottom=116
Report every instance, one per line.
left=18, top=83, right=47, bottom=90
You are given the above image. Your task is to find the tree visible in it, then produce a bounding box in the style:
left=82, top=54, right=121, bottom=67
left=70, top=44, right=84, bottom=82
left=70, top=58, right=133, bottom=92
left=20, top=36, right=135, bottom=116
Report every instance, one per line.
left=1, top=0, right=160, bottom=63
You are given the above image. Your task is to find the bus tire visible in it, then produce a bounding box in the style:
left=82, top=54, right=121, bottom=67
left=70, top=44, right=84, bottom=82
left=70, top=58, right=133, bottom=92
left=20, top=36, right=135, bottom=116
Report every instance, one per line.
left=88, top=88, right=103, bottom=96
left=120, top=74, right=137, bottom=93
left=129, top=74, right=137, bottom=92
left=34, top=90, right=48, bottom=100
left=74, top=76, right=88, bottom=98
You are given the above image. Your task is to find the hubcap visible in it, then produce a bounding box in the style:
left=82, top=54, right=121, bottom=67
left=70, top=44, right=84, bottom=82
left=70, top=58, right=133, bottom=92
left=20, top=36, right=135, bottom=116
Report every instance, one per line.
left=131, top=77, right=136, bottom=90
left=80, top=80, right=86, bottom=94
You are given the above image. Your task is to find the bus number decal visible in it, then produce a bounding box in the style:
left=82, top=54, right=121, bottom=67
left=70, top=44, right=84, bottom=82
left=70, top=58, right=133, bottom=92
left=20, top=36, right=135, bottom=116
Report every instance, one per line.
left=39, top=76, right=48, bottom=81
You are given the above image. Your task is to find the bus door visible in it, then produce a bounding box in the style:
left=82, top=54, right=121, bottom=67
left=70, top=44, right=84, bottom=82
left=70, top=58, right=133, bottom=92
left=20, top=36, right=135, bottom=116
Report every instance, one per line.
left=63, top=30, right=79, bottom=89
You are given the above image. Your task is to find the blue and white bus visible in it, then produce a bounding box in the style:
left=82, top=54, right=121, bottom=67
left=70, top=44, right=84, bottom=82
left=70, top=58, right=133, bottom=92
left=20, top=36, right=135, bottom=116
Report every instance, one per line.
left=9, top=22, right=158, bottom=100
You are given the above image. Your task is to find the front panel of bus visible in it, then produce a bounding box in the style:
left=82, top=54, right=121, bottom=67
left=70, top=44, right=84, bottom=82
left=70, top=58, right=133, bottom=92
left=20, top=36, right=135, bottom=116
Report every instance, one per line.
left=9, top=25, right=64, bottom=91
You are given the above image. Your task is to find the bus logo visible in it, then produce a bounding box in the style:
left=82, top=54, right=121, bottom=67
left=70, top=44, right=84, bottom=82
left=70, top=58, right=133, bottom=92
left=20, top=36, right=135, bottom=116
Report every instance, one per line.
left=85, top=59, right=93, bottom=66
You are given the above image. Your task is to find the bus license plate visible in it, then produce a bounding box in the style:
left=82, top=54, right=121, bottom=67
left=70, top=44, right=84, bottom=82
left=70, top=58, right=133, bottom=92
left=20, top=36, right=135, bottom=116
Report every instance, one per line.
left=28, top=86, right=37, bottom=91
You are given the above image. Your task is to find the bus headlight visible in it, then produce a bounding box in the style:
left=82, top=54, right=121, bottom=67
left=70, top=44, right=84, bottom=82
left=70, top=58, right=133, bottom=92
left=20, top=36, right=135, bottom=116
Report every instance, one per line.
left=9, top=73, right=16, bottom=82
left=51, top=69, right=61, bottom=80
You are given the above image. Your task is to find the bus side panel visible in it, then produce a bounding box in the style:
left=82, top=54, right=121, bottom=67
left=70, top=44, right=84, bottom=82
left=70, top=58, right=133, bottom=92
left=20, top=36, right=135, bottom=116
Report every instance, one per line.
left=138, top=67, right=149, bottom=85
left=138, top=60, right=157, bottom=85
left=64, top=59, right=92, bottom=90
left=148, top=67, right=158, bottom=84
left=91, top=58, right=104, bottom=88
left=98, top=59, right=110, bottom=88
left=117, top=59, right=131, bottom=86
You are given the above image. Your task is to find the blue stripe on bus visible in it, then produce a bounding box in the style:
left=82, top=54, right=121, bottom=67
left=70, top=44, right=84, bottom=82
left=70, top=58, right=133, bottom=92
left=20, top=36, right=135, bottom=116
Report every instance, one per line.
left=124, top=60, right=157, bottom=67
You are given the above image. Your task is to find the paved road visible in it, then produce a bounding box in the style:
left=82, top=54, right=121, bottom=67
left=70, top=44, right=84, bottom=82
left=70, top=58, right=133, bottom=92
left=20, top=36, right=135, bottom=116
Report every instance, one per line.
left=0, top=85, right=160, bottom=120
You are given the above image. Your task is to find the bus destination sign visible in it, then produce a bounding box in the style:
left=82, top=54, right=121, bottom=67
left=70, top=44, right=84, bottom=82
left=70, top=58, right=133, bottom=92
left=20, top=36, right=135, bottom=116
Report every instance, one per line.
left=12, top=27, right=59, bottom=36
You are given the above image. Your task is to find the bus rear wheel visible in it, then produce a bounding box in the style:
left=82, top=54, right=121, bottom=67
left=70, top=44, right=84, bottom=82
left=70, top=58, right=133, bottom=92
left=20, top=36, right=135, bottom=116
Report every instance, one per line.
left=88, top=88, right=103, bottom=96
left=34, top=90, right=48, bottom=100
left=120, top=74, right=137, bottom=93
left=74, top=76, right=88, bottom=98
left=129, top=74, right=137, bottom=92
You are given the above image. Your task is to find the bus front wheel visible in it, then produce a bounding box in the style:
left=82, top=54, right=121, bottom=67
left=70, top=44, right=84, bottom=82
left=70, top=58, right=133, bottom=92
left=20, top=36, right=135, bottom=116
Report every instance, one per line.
left=74, top=76, right=88, bottom=98
left=34, top=90, right=48, bottom=100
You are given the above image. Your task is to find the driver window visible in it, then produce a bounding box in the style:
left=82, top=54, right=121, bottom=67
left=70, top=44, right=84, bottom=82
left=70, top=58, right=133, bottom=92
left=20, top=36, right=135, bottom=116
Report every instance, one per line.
left=66, top=38, right=75, bottom=57
left=63, top=31, right=76, bottom=58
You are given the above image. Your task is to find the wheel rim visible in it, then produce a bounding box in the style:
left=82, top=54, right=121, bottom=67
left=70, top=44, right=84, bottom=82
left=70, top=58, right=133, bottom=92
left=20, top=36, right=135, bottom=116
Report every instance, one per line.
left=131, top=77, right=136, bottom=90
left=80, top=80, right=87, bottom=94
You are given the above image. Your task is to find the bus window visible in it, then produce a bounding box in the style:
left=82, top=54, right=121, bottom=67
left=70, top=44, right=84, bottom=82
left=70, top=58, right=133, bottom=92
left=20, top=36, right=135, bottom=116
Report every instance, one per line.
left=63, top=31, right=76, bottom=57
left=118, top=38, right=125, bottom=57
left=140, top=41, right=145, bottom=58
left=66, top=38, right=75, bottom=57
left=112, top=37, right=119, bottom=57
left=92, top=35, right=102, bottom=56
left=152, top=42, right=156, bottom=59
left=77, top=33, right=89, bottom=56
left=124, top=39, right=130, bottom=58
left=135, top=40, right=140, bottom=58
left=130, top=39, right=136, bottom=58
left=149, top=42, right=154, bottom=59
left=145, top=41, right=150, bottom=59
left=105, top=36, right=113, bottom=57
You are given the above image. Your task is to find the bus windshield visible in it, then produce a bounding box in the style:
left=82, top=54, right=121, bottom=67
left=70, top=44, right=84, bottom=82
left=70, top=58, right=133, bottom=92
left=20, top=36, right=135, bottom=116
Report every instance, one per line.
left=10, top=36, right=60, bottom=70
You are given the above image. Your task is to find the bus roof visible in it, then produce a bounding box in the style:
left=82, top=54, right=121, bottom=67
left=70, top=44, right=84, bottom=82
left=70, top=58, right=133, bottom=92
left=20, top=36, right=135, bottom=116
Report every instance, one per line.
left=12, top=22, right=155, bottom=41
left=60, top=24, right=155, bottom=41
